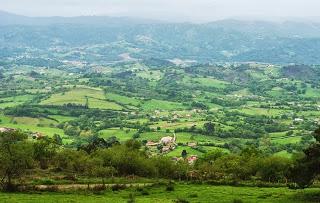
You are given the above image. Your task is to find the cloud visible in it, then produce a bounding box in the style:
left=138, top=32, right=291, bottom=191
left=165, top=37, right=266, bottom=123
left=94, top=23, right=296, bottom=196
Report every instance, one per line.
left=0, top=0, right=319, bottom=22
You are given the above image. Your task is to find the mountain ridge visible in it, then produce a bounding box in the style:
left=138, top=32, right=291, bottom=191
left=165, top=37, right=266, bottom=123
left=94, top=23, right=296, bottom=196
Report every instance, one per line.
left=1, top=10, right=320, bottom=64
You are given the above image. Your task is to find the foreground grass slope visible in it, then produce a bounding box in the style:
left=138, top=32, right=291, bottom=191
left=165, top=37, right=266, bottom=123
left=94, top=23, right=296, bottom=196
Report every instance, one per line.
left=0, top=184, right=318, bottom=203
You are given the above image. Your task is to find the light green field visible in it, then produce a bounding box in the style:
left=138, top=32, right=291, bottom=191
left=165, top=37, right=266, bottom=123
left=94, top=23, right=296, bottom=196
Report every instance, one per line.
left=99, top=128, right=136, bottom=142
left=202, top=146, right=230, bottom=153
left=88, top=98, right=122, bottom=110
left=191, top=134, right=227, bottom=145
left=274, top=150, right=292, bottom=158
left=191, top=77, right=229, bottom=89
left=269, top=132, right=302, bottom=144
left=268, top=87, right=287, bottom=97
left=237, top=107, right=287, bottom=116
left=139, top=132, right=204, bottom=144
left=12, top=117, right=57, bottom=126
left=49, top=115, right=76, bottom=122
left=0, top=122, right=65, bottom=137
left=167, top=146, right=204, bottom=157
left=25, top=89, right=51, bottom=94
left=139, top=132, right=173, bottom=142
left=249, top=71, right=268, bottom=80
left=271, top=136, right=302, bottom=144
left=304, top=86, right=320, bottom=98
left=231, top=88, right=252, bottom=97
left=0, top=114, right=65, bottom=137
left=151, top=121, right=207, bottom=130
left=142, top=99, right=184, bottom=111
left=40, top=87, right=122, bottom=110
left=1, top=184, right=315, bottom=203
left=105, top=92, right=141, bottom=106
left=137, top=70, right=163, bottom=81
left=0, top=95, right=34, bottom=109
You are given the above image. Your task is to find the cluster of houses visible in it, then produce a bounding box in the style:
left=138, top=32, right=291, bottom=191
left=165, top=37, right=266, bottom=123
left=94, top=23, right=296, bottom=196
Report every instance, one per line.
left=171, top=155, right=198, bottom=164
left=145, top=132, right=198, bottom=164
left=0, top=127, right=15, bottom=133
left=0, top=127, right=44, bottom=139
left=150, top=109, right=204, bottom=121
left=146, top=133, right=177, bottom=153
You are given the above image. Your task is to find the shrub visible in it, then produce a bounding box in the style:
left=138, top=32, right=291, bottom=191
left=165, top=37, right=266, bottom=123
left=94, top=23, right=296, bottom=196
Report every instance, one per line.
left=141, top=189, right=150, bottom=196
left=112, top=184, right=127, bottom=191
left=166, top=181, right=175, bottom=191
left=233, top=199, right=243, bottom=203
left=127, top=193, right=135, bottom=203
left=136, top=187, right=150, bottom=195
left=188, top=193, right=198, bottom=198
left=40, top=179, right=55, bottom=185
left=44, top=185, right=59, bottom=192
left=175, top=198, right=189, bottom=203
left=62, top=175, right=77, bottom=181
left=91, top=184, right=106, bottom=191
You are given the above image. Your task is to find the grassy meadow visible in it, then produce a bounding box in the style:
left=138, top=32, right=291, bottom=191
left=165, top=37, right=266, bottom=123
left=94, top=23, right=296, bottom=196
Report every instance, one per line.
left=0, top=184, right=318, bottom=203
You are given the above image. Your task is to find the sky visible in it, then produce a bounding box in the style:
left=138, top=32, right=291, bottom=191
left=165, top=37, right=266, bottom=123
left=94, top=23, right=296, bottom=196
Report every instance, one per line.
left=0, top=0, right=320, bottom=22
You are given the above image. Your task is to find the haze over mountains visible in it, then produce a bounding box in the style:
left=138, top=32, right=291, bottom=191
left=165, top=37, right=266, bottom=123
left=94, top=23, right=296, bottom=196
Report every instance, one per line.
left=1, top=10, right=320, bottom=64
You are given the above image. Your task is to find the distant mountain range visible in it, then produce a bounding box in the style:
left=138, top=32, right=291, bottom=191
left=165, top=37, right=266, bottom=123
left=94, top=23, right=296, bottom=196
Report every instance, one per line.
left=1, top=11, right=320, bottom=64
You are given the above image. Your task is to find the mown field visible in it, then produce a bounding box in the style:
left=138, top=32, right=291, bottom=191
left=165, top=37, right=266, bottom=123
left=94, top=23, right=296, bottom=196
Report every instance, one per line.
left=0, top=184, right=318, bottom=203
left=40, top=87, right=123, bottom=110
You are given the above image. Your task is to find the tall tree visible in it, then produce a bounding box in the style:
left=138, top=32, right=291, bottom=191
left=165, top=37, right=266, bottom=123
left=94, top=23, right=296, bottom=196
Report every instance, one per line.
left=0, top=130, right=34, bottom=191
left=288, top=127, right=320, bottom=188
left=203, top=122, right=215, bottom=136
left=33, top=138, right=58, bottom=169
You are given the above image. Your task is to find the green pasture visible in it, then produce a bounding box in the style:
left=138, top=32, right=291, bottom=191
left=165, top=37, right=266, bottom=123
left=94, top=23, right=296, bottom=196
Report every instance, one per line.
left=99, top=128, right=136, bottom=142
left=304, top=86, right=320, bottom=98
left=0, top=94, right=34, bottom=108
left=40, top=87, right=122, bottom=110
left=136, top=70, right=163, bottom=81
left=237, top=107, right=287, bottom=116
left=0, top=183, right=316, bottom=203
left=141, top=99, right=184, bottom=111
left=192, top=77, right=229, bottom=89
left=105, top=92, right=141, bottom=106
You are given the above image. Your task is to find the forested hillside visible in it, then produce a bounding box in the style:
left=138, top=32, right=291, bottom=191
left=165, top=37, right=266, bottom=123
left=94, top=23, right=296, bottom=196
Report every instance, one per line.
left=1, top=11, right=320, bottom=64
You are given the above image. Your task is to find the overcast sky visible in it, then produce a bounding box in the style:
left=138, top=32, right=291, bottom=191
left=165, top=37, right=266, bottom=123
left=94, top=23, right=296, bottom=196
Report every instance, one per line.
left=1, top=0, right=320, bottom=22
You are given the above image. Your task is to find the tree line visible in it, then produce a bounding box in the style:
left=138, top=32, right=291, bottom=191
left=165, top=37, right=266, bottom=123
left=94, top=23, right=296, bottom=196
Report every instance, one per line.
left=0, top=127, right=319, bottom=191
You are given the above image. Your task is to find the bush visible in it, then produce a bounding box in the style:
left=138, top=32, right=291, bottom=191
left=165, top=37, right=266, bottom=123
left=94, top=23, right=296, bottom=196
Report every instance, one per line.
left=188, top=193, right=198, bottom=198
left=175, top=198, right=189, bottom=203
left=166, top=181, right=175, bottom=191
left=136, top=187, right=150, bottom=195
left=233, top=199, right=243, bottom=203
left=112, top=184, right=127, bottom=191
left=91, top=184, right=106, bottom=191
left=127, top=193, right=135, bottom=203
left=32, top=178, right=55, bottom=185
left=141, top=189, right=150, bottom=196
left=62, top=175, right=77, bottom=181
left=44, top=185, right=59, bottom=192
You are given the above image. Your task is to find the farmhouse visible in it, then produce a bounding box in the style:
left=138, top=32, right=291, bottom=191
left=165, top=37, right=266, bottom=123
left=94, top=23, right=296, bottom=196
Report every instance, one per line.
left=32, top=132, right=44, bottom=139
left=294, top=118, right=304, bottom=122
left=0, top=127, right=15, bottom=133
left=160, top=133, right=176, bottom=145
left=146, top=141, right=158, bottom=147
left=187, top=155, right=198, bottom=164
left=161, top=146, right=171, bottom=153
left=188, top=142, right=197, bottom=148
